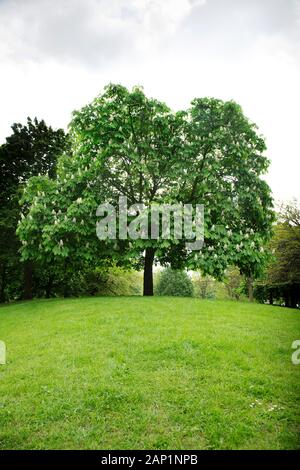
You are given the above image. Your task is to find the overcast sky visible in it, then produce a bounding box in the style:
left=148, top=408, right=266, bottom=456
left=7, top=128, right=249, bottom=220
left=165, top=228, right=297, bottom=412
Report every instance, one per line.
left=0, top=0, right=299, bottom=202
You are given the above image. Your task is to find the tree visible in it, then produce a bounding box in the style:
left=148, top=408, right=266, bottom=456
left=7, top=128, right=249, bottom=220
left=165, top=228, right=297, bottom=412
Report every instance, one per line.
left=0, top=117, right=66, bottom=197
left=223, top=266, right=244, bottom=301
left=83, top=266, right=142, bottom=296
left=193, top=272, right=216, bottom=299
left=155, top=268, right=193, bottom=297
left=0, top=194, right=22, bottom=302
left=0, top=117, right=68, bottom=301
left=17, top=84, right=274, bottom=296
left=255, top=200, right=300, bottom=308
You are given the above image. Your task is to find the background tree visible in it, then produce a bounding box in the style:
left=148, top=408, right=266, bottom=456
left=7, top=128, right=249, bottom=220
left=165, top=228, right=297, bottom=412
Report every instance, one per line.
left=155, top=268, right=194, bottom=297
left=255, top=200, right=300, bottom=308
left=83, top=266, right=142, bottom=296
left=223, top=266, right=244, bottom=301
left=17, top=84, right=274, bottom=296
left=193, top=273, right=216, bottom=299
left=0, top=117, right=68, bottom=301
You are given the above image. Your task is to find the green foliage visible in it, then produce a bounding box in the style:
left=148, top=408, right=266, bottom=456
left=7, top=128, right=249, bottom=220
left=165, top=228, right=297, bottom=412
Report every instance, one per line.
left=223, top=266, right=244, bottom=300
left=0, top=118, right=68, bottom=302
left=192, top=269, right=247, bottom=301
left=0, top=297, right=299, bottom=449
left=17, top=84, right=274, bottom=287
left=0, top=194, right=22, bottom=301
left=155, top=268, right=194, bottom=297
left=193, top=273, right=216, bottom=299
left=268, top=227, right=300, bottom=287
left=254, top=200, right=300, bottom=307
left=0, top=117, right=67, bottom=198
left=83, top=267, right=142, bottom=296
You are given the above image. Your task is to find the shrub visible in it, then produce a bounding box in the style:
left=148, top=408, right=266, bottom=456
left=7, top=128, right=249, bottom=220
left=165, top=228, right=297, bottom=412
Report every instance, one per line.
left=83, top=267, right=142, bottom=296
left=193, top=273, right=216, bottom=299
left=155, top=268, right=194, bottom=297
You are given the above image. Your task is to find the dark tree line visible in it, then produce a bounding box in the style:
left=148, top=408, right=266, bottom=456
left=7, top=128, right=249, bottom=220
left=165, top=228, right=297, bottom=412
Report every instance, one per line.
left=254, top=201, right=300, bottom=308
left=0, top=118, right=68, bottom=302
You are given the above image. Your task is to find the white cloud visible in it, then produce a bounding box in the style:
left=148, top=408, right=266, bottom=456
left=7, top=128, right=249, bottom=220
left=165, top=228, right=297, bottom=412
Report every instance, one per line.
left=0, top=0, right=204, bottom=64
left=0, top=0, right=299, bottom=202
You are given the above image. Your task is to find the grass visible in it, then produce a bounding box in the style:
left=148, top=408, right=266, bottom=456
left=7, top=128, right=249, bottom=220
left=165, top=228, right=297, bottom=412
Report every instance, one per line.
left=0, top=296, right=299, bottom=450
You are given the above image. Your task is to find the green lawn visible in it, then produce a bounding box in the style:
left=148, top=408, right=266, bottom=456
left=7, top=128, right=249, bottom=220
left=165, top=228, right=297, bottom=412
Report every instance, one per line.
left=0, top=297, right=299, bottom=450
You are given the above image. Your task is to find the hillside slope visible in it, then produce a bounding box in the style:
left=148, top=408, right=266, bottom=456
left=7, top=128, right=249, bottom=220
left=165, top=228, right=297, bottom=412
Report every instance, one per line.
left=0, top=297, right=299, bottom=449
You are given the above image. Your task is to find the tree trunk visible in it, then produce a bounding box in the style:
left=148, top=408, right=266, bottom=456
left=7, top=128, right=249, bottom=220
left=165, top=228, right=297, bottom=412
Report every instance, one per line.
left=23, top=261, right=33, bottom=300
left=269, top=290, right=273, bottom=305
left=0, top=263, right=6, bottom=303
left=284, top=292, right=290, bottom=308
left=143, top=247, right=155, bottom=296
left=248, top=276, right=254, bottom=302
left=63, top=259, right=70, bottom=297
left=45, top=275, right=53, bottom=298
left=290, top=289, right=297, bottom=309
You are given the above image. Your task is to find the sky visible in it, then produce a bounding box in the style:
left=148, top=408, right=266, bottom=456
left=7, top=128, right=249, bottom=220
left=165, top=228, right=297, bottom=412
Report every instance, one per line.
left=0, top=0, right=299, bottom=203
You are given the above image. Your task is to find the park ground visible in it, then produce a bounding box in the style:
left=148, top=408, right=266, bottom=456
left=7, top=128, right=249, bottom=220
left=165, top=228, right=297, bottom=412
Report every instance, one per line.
left=0, top=297, right=299, bottom=450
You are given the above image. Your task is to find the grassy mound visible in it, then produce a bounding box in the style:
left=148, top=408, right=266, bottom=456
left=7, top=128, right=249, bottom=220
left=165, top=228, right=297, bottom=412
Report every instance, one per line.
left=0, top=297, right=299, bottom=449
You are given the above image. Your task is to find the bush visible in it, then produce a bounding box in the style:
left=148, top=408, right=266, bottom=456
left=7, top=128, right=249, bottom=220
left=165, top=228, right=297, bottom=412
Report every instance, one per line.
left=83, top=267, right=142, bottom=296
left=223, top=266, right=244, bottom=300
left=193, top=273, right=216, bottom=299
left=155, top=268, right=194, bottom=297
